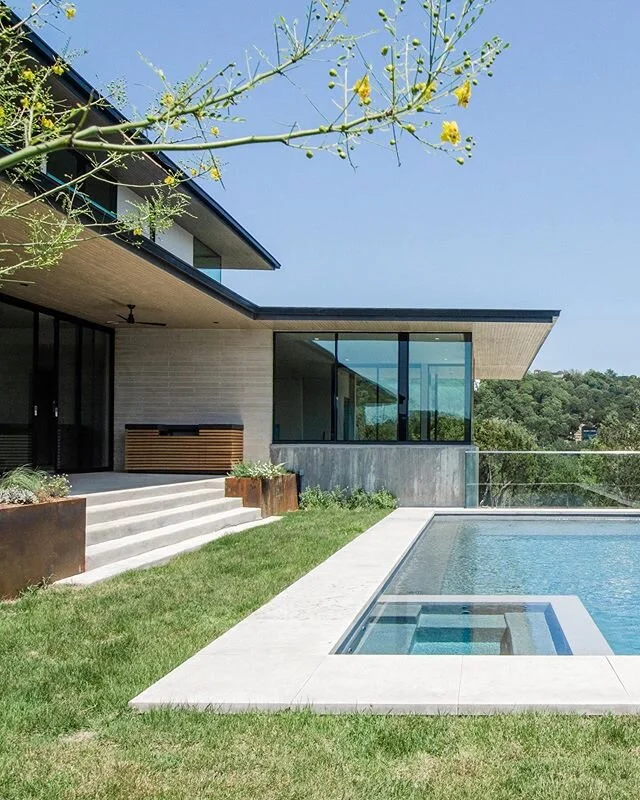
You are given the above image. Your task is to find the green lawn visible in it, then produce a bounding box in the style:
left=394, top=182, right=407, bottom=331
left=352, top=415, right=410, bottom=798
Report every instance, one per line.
left=2, top=509, right=640, bottom=799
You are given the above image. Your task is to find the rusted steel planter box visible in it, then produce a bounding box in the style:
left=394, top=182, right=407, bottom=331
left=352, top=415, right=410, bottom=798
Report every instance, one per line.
left=0, top=497, right=86, bottom=599
left=225, top=474, right=298, bottom=516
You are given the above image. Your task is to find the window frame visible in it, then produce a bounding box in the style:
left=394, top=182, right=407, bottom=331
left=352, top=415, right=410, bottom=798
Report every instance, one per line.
left=272, top=331, right=472, bottom=445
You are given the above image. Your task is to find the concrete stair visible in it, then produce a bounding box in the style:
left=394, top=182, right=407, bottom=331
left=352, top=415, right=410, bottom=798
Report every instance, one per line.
left=58, top=478, right=265, bottom=586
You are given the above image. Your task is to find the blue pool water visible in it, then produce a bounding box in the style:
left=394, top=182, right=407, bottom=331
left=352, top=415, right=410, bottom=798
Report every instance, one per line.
left=341, top=515, right=640, bottom=655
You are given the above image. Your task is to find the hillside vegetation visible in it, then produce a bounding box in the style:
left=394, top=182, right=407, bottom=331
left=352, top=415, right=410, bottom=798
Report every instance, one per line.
left=473, top=370, right=640, bottom=506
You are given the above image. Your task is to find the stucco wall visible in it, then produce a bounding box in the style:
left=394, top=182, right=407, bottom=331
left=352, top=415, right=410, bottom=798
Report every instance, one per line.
left=270, top=443, right=475, bottom=507
left=116, top=186, right=194, bottom=264
left=155, top=223, right=194, bottom=265
left=114, top=328, right=273, bottom=469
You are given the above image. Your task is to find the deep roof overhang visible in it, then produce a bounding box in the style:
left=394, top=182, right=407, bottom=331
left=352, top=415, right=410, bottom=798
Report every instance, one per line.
left=17, top=12, right=281, bottom=272
left=255, top=308, right=560, bottom=380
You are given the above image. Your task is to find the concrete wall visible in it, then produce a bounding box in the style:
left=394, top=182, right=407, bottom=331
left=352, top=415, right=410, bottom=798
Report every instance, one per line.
left=114, top=328, right=273, bottom=468
left=270, top=443, right=475, bottom=507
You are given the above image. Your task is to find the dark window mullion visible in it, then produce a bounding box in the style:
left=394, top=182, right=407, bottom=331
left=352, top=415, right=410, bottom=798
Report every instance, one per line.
left=398, top=334, right=408, bottom=441
left=331, top=333, right=337, bottom=441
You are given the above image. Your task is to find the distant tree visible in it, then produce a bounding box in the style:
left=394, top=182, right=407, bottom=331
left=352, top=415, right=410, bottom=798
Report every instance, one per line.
left=473, top=417, right=539, bottom=505
left=475, top=370, right=640, bottom=448
left=473, top=416, right=599, bottom=507
left=593, top=414, right=640, bottom=505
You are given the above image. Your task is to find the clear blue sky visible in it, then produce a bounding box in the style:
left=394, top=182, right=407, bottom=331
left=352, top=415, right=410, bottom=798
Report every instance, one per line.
left=13, top=1, right=640, bottom=373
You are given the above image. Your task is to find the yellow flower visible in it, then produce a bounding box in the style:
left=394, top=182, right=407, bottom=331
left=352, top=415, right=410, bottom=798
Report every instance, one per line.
left=0, top=106, right=5, bottom=126
left=415, top=80, right=437, bottom=103
left=40, top=117, right=55, bottom=129
left=353, top=74, right=371, bottom=104
left=132, top=227, right=143, bottom=236
left=209, top=166, right=221, bottom=181
left=210, top=126, right=219, bottom=137
left=64, top=4, right=76, bottom=19
left=52, top=62, right=65, bottom=76
left=190, top=168, right=198, bottom=176
left=163, top=175, right=177, bottom=187
left=34, top=101, right=45, bottom=112
left=20, top=97, right=30, bottom=109
left=453, top=80, right=472, bottom=108
left=22, top=69, right=36, bottom=82
left=160, top=93, right=174, bottom=108
left=440, top=120, right=461, bottom=145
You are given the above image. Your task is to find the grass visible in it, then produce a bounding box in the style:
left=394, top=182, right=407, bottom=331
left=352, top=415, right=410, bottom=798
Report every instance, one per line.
left=2, top=510, right=640, bottom=799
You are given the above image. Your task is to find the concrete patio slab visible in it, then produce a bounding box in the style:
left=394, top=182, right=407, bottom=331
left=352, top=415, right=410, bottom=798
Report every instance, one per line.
left=458, top=656, right=632, bottom=714
left=69, top=472, right=216, bottom=495
left=608, top=657, right=640, bottom=702
left=293, top=655, right=462, bottom=714
left=132, top=653, right=326, bottom=712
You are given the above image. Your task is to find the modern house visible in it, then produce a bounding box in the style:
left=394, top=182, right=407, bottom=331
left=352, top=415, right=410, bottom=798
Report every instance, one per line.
left=0, top=24, right=559, bottom=506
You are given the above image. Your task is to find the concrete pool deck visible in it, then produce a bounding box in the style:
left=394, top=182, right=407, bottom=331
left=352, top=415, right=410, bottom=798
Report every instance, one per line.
left=130, top=508, right=640, bottom=715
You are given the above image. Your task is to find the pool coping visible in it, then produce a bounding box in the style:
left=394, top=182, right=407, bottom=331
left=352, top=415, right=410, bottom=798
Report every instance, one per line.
left=129, top=508, right=640, bottom=715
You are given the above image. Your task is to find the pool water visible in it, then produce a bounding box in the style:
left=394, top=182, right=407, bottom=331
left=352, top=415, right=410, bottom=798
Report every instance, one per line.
left=343, top=600, right=572, bottom=656
left=340, top=515, right=640, bottom=655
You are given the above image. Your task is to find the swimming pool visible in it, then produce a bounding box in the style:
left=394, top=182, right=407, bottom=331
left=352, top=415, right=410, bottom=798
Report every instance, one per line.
left=338, top=515, right=640, bottom=656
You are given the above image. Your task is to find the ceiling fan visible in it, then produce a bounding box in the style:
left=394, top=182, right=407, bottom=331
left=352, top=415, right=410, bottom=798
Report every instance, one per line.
left=115, top=304, right=167, bottom=327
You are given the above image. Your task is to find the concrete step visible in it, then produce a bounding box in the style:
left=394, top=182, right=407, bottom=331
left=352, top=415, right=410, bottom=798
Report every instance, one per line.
left=83, top=478, right=226, bottom=508
left=87, top=497, right=244, bottom=545
left=86, top=506, right=262, bottom=569
left=57, top=517, right=281, bottom=587
left=87, top=487, right=225, bottom=525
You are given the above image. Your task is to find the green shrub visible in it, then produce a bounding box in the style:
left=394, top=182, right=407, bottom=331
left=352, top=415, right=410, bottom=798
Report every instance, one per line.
left=0, top=466, right=71, bottom=505
left=0, top=486, right=38, bottom=505
left=228, top=460, right=290, bottom=479
left=299, top=485, right=397, bottom=511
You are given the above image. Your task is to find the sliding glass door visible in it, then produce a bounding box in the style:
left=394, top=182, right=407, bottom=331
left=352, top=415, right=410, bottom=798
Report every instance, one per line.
left=0, top=296, right=113, bottom=473
left=0, top=301, right=34, bottom=469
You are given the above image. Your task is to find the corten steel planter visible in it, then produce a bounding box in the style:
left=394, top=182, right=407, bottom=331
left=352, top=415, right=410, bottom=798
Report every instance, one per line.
left=0, top=497, right=86, bottom=599
left=225, top=474, right=298, bottom=516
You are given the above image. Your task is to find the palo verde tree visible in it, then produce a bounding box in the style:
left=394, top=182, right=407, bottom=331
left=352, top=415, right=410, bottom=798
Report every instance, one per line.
left=0, top=0, right=507, bottom=280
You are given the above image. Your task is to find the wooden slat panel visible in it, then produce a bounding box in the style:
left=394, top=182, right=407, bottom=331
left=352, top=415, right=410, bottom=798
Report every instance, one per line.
left=124, top=428, right=243, bottom=472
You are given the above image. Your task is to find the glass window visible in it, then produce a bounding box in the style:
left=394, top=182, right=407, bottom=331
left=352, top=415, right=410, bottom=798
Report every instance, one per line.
left=273, top=333, right=334, bottom=441
left=408, top=334, right=471, bottom=442
left=46, top=150, right=117, bottom=217
left=0, top=300, right=34, bottom=469
left=272, top=331, right=472, bottom=444
left=336, top=334, right=398, bottom=441
left=193, top=238, right=222, bottom=282
left=80, top=328, right=111, bottom=469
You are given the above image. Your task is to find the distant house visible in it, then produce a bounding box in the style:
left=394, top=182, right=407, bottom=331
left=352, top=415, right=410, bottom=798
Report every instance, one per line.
left=0, top=24, right=560, bottom=505
left=573, top=424, right=598, bottom=443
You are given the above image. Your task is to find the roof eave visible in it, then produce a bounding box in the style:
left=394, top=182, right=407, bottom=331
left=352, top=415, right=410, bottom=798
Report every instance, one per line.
left=19, top=13, right=281, bottom=272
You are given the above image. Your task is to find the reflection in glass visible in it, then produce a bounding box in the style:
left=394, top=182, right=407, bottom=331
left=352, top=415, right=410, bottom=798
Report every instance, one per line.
left=408, top=335, right=470, bottom=441
left=336, top=334, right=398, bottom=441
left=0, top=302, right=34, bottom=469
left=273, top=333, right=334, bottom=441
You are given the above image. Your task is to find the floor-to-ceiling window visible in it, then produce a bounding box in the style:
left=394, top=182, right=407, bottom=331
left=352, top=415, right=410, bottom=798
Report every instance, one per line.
left=273, top=333, right=334, bottom=441
left=273, top=332, right=472, bottom=443
left=0, top=296, right=113, bottom=472
left=336, top=334, right=399, bottom=441
left=0, top=301, right=34, bottom=468
left=408, top=334, right=472, bottom=442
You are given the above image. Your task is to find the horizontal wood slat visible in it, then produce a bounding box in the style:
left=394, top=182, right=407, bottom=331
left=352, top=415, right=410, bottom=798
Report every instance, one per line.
left=124, top=426, right=243, bottom=473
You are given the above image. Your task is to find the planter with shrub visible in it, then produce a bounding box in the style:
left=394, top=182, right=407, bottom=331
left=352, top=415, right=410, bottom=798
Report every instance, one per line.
left=225, top=461, right=298, bottom=516
left=0, top=467, right=86, bottom=599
